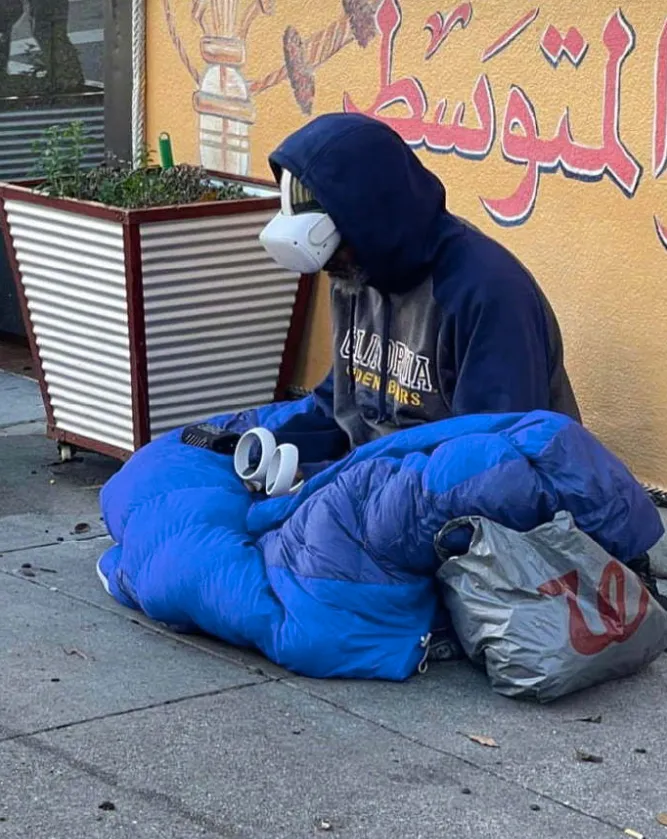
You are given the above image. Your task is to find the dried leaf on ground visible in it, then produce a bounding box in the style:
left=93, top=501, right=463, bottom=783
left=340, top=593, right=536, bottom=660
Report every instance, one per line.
left=574, top=749, right=603, bottom=764
left=461, top=733, right=500, bottom=748
left=63, top=648, right=88, bottom=660
left=656, top=813, right=667, bottom=827
left=74, top=522, right=90, bottom=534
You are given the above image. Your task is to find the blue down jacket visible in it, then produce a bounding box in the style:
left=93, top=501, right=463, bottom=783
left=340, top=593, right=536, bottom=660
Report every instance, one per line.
left=99, top=402, right=662, bottom=681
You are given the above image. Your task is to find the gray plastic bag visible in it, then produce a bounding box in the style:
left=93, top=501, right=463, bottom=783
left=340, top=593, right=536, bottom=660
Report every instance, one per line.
left=436, top=512, right=667, bottom=702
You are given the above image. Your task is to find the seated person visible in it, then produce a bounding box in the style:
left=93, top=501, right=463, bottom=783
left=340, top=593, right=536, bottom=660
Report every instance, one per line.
left=260, top=111, right=581, bottom=454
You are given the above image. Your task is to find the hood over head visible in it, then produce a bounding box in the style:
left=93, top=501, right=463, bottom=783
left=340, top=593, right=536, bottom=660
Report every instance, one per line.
left=269, top=113, right=452, bottom=294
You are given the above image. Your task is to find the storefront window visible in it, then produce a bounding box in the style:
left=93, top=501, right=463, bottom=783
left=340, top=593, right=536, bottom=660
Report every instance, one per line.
left=1, top=0, right=103, bottom=97
left=0, top=0, right=105, bottom=335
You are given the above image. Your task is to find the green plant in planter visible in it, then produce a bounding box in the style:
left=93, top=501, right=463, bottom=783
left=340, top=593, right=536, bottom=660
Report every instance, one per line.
left=31, top=122, right=246, bottom=209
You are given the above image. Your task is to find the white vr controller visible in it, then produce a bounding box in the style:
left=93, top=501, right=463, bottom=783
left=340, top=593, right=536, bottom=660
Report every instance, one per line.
left=233, top=427, right=303, bottom=498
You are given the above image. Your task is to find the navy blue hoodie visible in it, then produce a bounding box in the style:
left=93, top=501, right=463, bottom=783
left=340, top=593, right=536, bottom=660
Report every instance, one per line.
left=269, top=113, right=580, bottom=449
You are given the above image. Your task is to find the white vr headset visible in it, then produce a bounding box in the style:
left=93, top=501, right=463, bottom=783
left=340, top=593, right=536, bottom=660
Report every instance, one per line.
left=259, top=169, right=341, bottom=274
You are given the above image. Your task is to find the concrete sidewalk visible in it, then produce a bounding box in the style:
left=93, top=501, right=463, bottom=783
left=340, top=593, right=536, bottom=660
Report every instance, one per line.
left=1, top=370, right=666, bottom=839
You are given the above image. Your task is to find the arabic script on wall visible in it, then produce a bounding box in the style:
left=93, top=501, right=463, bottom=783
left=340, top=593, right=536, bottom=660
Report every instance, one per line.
left=343, top=0, right=667, bottom=249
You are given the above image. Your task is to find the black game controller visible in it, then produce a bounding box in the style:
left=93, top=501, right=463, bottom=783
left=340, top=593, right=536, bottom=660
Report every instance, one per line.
left=180, top=423, right=241, bottom=454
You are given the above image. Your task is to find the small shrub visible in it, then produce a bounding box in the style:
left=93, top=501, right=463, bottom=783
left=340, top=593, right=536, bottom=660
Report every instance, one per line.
left=31, top=122, right=246, bottom=208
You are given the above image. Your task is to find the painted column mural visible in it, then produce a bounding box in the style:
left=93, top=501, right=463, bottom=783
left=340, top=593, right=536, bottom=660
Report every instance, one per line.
left=161, top=0, right=380, bottom=173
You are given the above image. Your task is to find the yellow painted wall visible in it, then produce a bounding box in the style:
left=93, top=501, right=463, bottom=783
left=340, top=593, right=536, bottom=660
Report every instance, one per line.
left=147, top=0, right=667, bottom=486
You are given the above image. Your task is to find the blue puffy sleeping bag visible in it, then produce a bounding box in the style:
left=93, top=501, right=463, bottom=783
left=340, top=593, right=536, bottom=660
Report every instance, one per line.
left=98, top=400, right=663, bottom=681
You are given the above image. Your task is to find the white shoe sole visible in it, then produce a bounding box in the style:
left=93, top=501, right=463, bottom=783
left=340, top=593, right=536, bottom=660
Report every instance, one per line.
left=96, top=557, right=111, bottom=596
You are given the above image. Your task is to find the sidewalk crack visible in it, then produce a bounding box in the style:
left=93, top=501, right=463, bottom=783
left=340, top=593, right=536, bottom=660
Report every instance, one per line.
left=285, top=682, right=628, bottom=835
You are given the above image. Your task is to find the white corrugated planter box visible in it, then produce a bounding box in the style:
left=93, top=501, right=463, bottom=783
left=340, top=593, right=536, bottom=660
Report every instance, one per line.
left=0, top=176, right=309, bottom=461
